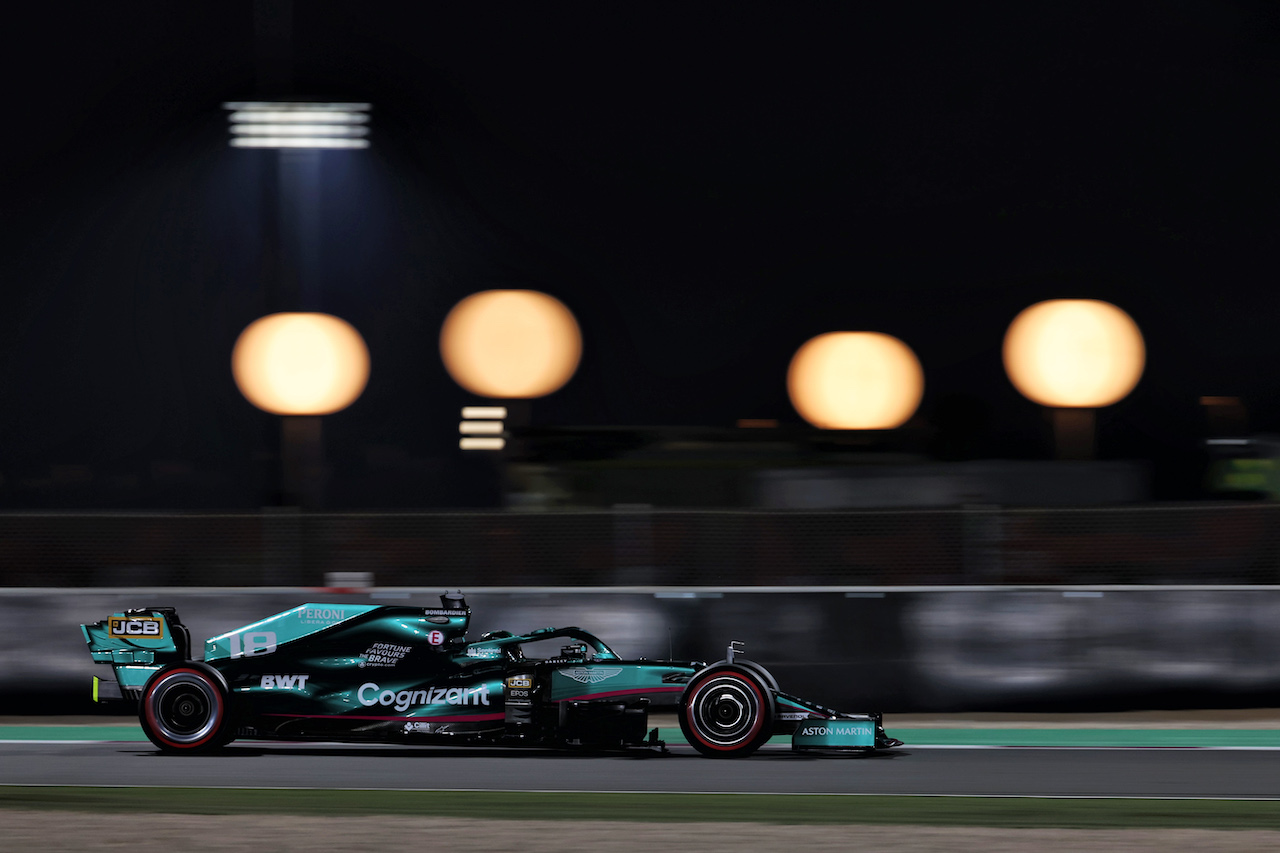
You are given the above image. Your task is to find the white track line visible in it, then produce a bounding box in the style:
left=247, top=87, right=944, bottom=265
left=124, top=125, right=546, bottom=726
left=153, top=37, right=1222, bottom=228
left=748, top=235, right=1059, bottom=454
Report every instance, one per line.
left=3, top=782, right=1280, bottom=801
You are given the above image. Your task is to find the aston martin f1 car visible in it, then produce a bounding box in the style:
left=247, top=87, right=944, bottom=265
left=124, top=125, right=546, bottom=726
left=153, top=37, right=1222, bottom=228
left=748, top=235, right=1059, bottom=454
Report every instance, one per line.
left=82, top=592, right=902, bottom=757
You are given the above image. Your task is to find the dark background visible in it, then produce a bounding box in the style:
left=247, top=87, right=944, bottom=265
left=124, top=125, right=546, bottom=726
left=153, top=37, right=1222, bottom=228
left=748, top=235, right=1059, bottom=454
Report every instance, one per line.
left=1, top=1, right=1277, bottom=509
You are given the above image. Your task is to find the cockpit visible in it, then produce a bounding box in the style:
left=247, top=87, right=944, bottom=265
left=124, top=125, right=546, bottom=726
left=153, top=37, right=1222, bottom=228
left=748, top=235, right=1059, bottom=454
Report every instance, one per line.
left=467, top=626, right=621, bottom=664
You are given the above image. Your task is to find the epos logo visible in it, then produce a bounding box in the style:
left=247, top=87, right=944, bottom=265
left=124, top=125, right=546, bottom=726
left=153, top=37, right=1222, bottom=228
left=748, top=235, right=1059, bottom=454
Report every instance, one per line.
left=108, top=617, right=165, bottom=639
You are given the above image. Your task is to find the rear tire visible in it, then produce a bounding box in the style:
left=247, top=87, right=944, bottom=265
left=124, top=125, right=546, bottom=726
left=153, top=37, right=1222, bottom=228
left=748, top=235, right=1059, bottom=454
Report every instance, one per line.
left=139, top=663, right=231, bottom=753
left=679, top=665, right=776, bottom=758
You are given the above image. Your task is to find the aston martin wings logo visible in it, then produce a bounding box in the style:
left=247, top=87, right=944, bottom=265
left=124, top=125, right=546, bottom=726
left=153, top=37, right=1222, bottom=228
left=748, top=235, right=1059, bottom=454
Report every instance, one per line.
left=561, top=667, right=622, bottom=684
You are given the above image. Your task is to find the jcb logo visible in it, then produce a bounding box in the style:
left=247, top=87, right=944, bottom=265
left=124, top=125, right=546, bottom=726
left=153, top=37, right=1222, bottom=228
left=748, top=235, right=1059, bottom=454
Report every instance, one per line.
left=108, top=617, right=165, bottom=639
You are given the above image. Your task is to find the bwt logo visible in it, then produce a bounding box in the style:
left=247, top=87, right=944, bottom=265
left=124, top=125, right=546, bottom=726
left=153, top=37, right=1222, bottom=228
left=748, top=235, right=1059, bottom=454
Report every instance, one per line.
left=260, top=675, right=310, bottom=690
left=108, top=617, right=165, bottom=639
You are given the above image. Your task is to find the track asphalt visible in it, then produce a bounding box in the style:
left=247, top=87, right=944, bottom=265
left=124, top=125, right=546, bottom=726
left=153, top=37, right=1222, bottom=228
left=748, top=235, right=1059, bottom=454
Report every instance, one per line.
left=8, top=723, right=1280, bottom=748
left=10, top=709, right=1280, bottom=748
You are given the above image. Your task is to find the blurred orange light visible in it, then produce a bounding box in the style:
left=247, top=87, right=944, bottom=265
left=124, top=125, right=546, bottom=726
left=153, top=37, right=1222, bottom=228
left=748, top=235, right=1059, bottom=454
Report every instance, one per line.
left=787, top=332, right=924, bottom=429
left=232, top=313, right=370, bottom=415
left=1003, top=299, right=1144, bottom=407
left=440, top=290, right=581, bottom=398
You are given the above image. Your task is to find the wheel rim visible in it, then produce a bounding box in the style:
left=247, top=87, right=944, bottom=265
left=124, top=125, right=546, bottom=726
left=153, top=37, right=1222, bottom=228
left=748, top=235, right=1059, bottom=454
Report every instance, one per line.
left=147, top=671, right=221, bottom=745
left=689, top=673, right=762, bottom=748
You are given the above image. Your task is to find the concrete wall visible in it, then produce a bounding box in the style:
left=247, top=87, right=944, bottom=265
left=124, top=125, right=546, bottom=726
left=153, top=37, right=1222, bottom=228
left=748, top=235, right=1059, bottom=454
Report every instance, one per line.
left=6, top=586, right=1280, bottom=715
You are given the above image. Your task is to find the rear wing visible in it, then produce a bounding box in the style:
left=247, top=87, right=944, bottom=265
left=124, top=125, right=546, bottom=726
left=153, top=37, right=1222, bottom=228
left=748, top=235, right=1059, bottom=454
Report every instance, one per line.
left=80, top=607, right=193, bottom=701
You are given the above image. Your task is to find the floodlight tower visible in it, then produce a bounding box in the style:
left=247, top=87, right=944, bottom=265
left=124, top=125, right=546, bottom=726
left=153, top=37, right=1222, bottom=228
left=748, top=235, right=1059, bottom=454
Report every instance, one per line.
left=439, top=290, right=583, bottom=508
left=1003, top=299, right=1145, bottom=460
left=440, top=289, right=583, bottom=453
left=222, top=99, right=373, bottom=316
left=223, top=101, right=374, bottom=510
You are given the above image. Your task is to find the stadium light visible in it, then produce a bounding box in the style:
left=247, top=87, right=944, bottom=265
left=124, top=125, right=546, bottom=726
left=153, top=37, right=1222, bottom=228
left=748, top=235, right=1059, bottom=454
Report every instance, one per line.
left=223, top=101, right=372, bottom=149
left=459, top=406, right=508, bottom=451
left=1003, top=299, right=1144, bottom=408
left=232, top=313, right=370, bottom=415
left=440, top=290, right=582, bottom=399
left=787, top=332, right=924, bottom=429
left=460, top=437, right=506, bottom=451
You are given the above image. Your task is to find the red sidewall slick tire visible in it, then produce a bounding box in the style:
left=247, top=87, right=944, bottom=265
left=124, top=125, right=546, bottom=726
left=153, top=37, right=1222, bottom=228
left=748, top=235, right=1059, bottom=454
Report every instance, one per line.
left=140, top=665, right=229, bottom=753
left=679, top=666, right=776, bottom=758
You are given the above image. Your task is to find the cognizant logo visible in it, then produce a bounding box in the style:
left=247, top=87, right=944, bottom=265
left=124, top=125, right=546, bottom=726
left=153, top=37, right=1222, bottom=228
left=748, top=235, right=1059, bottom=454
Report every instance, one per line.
left=357, top=682, right=491, bottom=712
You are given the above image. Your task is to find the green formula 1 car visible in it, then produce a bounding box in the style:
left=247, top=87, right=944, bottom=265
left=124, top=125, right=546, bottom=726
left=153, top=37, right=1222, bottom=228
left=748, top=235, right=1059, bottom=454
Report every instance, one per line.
left=81, top=591, right=902, bottom=757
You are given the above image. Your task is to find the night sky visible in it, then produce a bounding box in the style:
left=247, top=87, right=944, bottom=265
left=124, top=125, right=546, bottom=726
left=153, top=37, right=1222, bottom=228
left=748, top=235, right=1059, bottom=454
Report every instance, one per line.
left=1, top=2, right=1277, bottom=508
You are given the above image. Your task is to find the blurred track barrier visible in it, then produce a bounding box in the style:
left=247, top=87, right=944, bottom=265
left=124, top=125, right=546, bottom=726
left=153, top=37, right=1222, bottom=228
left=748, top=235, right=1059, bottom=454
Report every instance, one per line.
left=7, top=586, right=1280, bottom=714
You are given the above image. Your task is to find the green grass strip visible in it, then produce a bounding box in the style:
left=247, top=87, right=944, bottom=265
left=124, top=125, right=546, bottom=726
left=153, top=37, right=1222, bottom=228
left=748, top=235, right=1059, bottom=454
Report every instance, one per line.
left=0, top=726, right=145, bottom=742
left=3, top=787, right=1280, bottom=829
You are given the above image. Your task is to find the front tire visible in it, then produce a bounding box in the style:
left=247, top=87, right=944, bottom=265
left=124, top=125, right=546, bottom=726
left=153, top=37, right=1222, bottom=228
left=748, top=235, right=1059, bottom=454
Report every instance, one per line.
left=679, top=665, right=776, bottom=758
left=139, top=663, right=231, bottom=753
